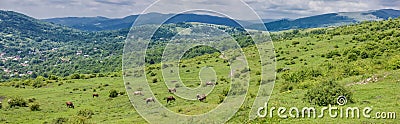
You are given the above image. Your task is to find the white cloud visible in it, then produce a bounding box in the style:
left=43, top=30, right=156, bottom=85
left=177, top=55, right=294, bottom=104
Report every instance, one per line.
left=0, top=0, right=399, bottom=19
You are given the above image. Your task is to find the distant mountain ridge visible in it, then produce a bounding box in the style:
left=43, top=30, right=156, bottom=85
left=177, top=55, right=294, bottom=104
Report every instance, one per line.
left=43, top=9, right=400, bottom=32
left=43, top=13, right=253, bottom=31
left=250, top=9, right=400, bottom=31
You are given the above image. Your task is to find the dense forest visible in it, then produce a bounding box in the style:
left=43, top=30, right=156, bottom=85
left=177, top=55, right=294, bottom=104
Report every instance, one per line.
left=0, top=10, right=252, bottom=81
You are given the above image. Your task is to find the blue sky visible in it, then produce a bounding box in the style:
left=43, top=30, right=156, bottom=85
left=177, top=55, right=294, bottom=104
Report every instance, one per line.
left=0, top=0, right=399, bottom=20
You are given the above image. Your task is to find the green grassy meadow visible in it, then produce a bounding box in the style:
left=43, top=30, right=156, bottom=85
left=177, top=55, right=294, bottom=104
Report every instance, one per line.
left=1, top=19, right=400, bottom=123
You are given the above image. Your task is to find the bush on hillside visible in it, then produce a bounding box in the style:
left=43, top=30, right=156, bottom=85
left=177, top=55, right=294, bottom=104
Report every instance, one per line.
left=77, top=109, right=94, bottom=119
left=52, top=117, right=68, bottom=124
left=109, top=89, right=118, bottom=98
left=8, top=96, right=27, bottom=108
left=70, top=74, right=81, bottom=79
left=29, top=103, right=40, bottom=111
left=387, top=56, right=400, bottom=70
left=304, top=80, right=353, bottom=106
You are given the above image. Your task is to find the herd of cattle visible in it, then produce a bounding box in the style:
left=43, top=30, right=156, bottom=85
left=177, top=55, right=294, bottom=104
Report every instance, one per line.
left=133, top=81, right=214, bottom=104
left=137, top=87, right=208, bottom=104
left=0, top=81, right=214, bottom=109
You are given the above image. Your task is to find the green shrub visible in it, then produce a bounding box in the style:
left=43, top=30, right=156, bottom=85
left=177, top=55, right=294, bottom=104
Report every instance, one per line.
left=77, top=109, right=94, bottom=119
left=8, top=96, right=27, bottom=108
left=347, top=53, right=358, bottom=62
left=218, top=95, right=225, bottom=104
left=52, top=117, right=68, bottom=124
left=31, top=76, right=46, bottom=88
left=98, top=73, right=105, bottom=77
left=119, top=91, right=126, bottom=95
left=68, top=116, right=90, bottom=124
left=292, top=41, right=300, bottom=45
left=387, top=56, right=400, bottom=70
left=333, top=45, right=339, bottom=48
left=89, top=74, right=96, bottom=78
left=222, top=88, right=229, bottom=96
left=150, top=72, right=156, bottom=76
left=66, top=81, right=74, bottom=83
left=28, top=98, right=36, bottom=103
left=48, top=75, right=59, bottom=80
left=70, top=74, right=80, bottom=79
left=325, top=51, right=341, bottom=58
left=280, top=83, right=294, bottom=92
left=29, top=103, right=40, bottom=111
left=304, top=80, right=353, bottom=106
left=80, top=74, right=88, bottom=79
left=109, top=89, right=118, bottom=98
left=152, top=78, right=158, bottom=83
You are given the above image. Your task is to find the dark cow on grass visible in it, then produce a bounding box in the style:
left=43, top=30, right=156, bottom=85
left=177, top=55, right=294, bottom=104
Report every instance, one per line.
left=196, top=94, right=206, bottom=102
left=168, top=88, right=176, bottom=93
left=205, top=81, right=215, bottom=86
left=66, top=101, right=74, bottom=109
left=144, top=97, right=155, bottom=104
left=93, top=93, right=99, bottom=98
left=165, top=96, right=176, bottom=103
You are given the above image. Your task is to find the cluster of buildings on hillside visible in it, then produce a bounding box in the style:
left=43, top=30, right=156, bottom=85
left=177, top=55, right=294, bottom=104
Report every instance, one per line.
left=0, top=52, right=33, bottom=77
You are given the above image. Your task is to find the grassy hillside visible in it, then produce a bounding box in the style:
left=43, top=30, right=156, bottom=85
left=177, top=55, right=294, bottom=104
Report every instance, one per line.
left=1, top=17, right=400, bottom=123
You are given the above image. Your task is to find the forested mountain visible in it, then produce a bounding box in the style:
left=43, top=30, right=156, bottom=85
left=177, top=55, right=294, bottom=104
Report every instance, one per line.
left=43, top=13, right=254, bottom=31
left=0, top=10, right=126, bottom=80
left=0, top=10, right=248, bottom=81
left=44, top=9, right=400, bottom=32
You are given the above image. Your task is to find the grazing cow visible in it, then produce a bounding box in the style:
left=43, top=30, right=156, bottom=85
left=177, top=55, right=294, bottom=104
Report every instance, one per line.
left=134, top=91, right=144, bottom=96
left=205, top=81, right=215, bottom=86
left=93, top=93, right=99, bottom=98
left=165, top=96, right=176, bottom=103
left=144, top=97, right=155, bottom=104
left=66, top=101, right=74, bottom=109
left=168, top=88, right=176, bottom=93
left=196, top=94, right=207, bottom=102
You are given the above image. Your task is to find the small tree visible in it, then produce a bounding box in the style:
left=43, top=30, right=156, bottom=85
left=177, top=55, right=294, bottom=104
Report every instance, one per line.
left=70, top=74, right=80, bottom=79
left=152, top=78, right=158, bottom=83
left=119, top=91, right=126, bottom=96
left=29, top=103, right=40, bottom=111
left=387, top=56, right=400, bottom=70
left=8, top=96, right=27, bottom=108
left=109, top=89, right=118, bottom=98
left=77, top=109, right=94, bottom=119
left=52, top=117, right=68, bottom=124
left=304, top=80, right=353, bottom=106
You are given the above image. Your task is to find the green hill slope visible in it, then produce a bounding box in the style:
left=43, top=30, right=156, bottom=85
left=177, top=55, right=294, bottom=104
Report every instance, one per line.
left=0, top=15, right=399, bottom=123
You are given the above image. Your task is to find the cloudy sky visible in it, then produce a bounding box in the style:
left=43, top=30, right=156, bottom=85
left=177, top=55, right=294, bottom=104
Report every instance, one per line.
left=0, top=0, right=399, bottom=20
